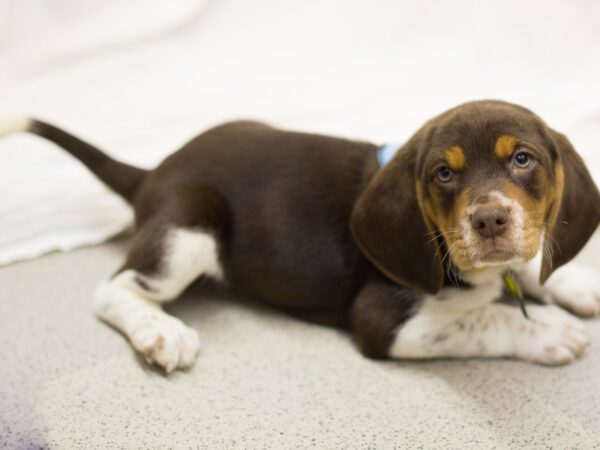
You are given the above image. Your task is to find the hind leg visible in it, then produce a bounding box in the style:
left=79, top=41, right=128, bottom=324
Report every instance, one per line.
left=94, top=187, right=227, bottom=373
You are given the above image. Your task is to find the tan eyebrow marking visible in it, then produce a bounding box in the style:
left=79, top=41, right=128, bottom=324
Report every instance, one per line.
left=495, top=135, right=519, bottom=160
left=444, top=146, right=465, bottom=170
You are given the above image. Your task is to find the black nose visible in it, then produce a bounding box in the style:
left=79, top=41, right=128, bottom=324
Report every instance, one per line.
left=470, top=206, right=510, bottom=238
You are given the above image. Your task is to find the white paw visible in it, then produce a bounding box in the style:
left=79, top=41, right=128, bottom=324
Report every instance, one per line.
left=129, top=314, right=200, bottom=373
left=515, top=305, right=589, bottom=365
left=544, top=264, right=600, bottom=317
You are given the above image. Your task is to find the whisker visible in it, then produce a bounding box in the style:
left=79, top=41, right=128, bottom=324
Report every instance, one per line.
left=442, top=240, right=463, bottom=286
left=424, top=231, right=444, bottom=246
left=424, top=228, right=460, bottom=248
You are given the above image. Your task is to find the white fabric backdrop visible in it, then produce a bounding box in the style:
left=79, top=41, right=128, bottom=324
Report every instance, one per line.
left=1, top=0, right=599, bottom=265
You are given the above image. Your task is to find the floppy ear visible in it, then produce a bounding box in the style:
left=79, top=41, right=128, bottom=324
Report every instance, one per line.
left=540, top=130, right=600, bottom=283
left=350, top=142, right=443, bottom=294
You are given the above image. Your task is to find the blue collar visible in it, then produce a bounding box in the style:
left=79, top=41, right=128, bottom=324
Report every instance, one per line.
left=377, top=142, right=403, bottom=166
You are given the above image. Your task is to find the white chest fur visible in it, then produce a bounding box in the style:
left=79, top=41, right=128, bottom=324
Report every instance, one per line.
left=388, top=267, right=589, bottom=365
left=389, top=269, right=504, bottom=358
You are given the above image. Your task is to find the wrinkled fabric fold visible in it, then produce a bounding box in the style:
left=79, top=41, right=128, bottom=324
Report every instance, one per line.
left=0, top=0, right=599, bottom=266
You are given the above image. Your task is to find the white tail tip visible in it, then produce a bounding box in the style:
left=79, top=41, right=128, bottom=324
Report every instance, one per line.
left=0, top=116, right=31, bottom=138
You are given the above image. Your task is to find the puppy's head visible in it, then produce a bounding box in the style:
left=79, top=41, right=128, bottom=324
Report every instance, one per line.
left=351, top=100, right=600, bottom=293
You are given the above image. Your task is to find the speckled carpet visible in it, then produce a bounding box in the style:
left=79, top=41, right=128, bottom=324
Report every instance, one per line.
left=1, top=232, right=600, bottom=449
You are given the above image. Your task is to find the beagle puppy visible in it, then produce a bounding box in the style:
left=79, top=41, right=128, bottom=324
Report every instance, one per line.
left=2, top=100, right=600, bottom=373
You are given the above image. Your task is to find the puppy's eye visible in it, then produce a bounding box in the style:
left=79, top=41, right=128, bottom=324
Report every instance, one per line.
left=437, top=165, right=453, bottom=183
left=512, top=150, right=533, bottom=169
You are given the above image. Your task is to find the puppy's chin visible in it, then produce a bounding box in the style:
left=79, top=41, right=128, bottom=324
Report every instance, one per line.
left=471, top=254, right=525, bottom=270
left=450, top=244, right=536, bottom=272
left=445, top=228, right=543, bottom=273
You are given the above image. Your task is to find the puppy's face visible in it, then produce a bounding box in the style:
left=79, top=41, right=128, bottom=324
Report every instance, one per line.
left=352, top=100, right=600, bottom=293
left=416, top=106, right=563, bottom=272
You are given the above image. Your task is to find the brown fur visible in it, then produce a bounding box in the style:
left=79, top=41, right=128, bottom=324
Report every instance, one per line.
left=24, top=100, right=600, bottom=359
left=353, top=101, right=600, bottom=284
left=431, top=188, right=472, bottom=270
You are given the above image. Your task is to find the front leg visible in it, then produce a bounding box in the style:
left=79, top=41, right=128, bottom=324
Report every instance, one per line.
left=351, top=275, right=589, bottom=365
left=515, top=253, right=600, bottom=317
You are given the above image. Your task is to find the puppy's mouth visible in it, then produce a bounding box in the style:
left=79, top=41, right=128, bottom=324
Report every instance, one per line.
left=449, top=233, right=532, bottom=270
left=479, top=248, right=519, bottom=263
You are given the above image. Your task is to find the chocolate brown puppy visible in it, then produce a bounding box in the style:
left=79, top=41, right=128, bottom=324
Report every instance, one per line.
left=2, top=100, right=599, bottom=372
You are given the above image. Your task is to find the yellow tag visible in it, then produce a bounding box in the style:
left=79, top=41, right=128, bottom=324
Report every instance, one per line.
left=503, top=271, right=529, bottom=319
left=502, top=272, right=522, bottom=299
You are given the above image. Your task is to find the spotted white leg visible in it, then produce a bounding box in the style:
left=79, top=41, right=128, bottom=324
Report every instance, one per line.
left=390, top=293, right=589, bottom=365
left=94, top=227, right=223, bottom=373
left=515, top=252, right=600, bottom=317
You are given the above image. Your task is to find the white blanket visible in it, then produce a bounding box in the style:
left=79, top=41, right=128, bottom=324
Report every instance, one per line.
left=1, top=0, right=599, bottom=265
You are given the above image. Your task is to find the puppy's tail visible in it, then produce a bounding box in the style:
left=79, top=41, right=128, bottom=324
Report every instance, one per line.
left=0, top=117, right=147, bottom=203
